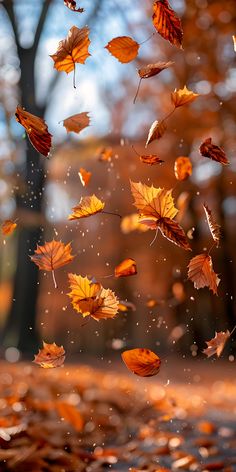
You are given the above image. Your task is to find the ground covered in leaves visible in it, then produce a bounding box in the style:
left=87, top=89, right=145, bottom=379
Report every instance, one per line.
left=0, top=361, right=235, bottom=472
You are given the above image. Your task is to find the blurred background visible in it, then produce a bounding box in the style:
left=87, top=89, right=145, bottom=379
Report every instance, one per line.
left=0, top=0, right=235, bottom=360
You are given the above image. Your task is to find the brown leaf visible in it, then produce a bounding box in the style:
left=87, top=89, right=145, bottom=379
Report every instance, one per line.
left=146, top=120, right=167, bottom=147
left=34, top=342, right=65, bottom=368
left=115, top=258, right=137, bottom=278
left=68, top=195, right=104, bottom=220
left=121, top=348, right=161, bottom=377
left=56, top=402, right=83, bottom=431
left=138, top=61, right=174, bottom=79
left=158, top=217, right=191, bottom=251
left=1, top=220, right=17, bottom=236
left=199, top=137, right=229, bottom=165
left=187, top=253, right=220, bottom=295
left=105, top=36, right=139, bottom=63
left=203, top=204, right=221, bottom=247
left=64, top=0, right=84, bottom=12
left=15, top=106, right=52, bottom=157
left=171, top=86, right=199, bottom=108
left=152, top=0, right=183, bottom=48
left=62, top=112, right=90, bottom=134
left=203, top=331, right=231, bottom=358
left=79, top=167, right=91, bottom=187
left=140, top=154, right=164, bottom=165
left=174, top=156, right=192, bottom=181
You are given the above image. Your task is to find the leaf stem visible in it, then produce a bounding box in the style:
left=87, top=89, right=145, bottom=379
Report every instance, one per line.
left=131, top=145, right=140, bottom=157
left=52, top=270, right=58, bottom=289
left=139, top=32, right=156, bottom=46
left=73, top=66, right=76, bottom=89
left=133, top=78, right=142, bottom=104
left=150, top=227, right=159, bottom=247
left=101, top=211, right=122, bottom=219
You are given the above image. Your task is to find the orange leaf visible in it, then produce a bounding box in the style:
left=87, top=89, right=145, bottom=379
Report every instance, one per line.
left=64, top=0, right=84, bottom=12
left=97, top=147, right=113, bottom=162
left=158, top=217, right=191, bottom=251
left=62, top=112, right=90, bottom=134
left=68, top=195, right=104, bottom=220
left=203, top=331, right=231, bottom=358
left=121, top=348, right=161, bottom=377
left=171, top=86, right=199, bottom=108
left=120, top=213, right=149, bottom=234
left=199, top=138, right=229, bottom=165
left=34, top=342, right=65, bottom=368
left=79, top=167, right=91, bottom=187
left=105, top=36, right=139, bottom=63
left=140, top=154, right=164, bottom=165
left=174, top=157, right=192, bottom=181
left=188, top=253, right=220, bottom=295
left=203, top=204, right=220, bottom=247
left=56, top=401, right=83, bottom=431
left=115, top=258, right=137, bottom=278
left=152, top=0, right=183, bottom=48
left=138, top=61, right=174, bottom=79
left=15, top=106, right=52, bottom=157
left=146, top=299, right=158, bottom=308
left=176, top=191, right=190, bottom=223
left=146, top=120, right=167, bottom=147
left=1, top=220, right=17, bottom=236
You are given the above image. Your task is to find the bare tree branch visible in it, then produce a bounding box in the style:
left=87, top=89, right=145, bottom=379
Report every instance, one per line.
left=1, top=0, right=20, bottom=53
left=33, top=0, right=53, bottom=55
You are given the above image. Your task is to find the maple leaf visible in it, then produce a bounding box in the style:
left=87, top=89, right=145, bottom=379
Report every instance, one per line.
left=134, top=61, right=174, bottom=103
left=203, top=204, right=220, bottom=248
left=50, top=26, right=91, bottom=88
left=79, top=167, right=91, bottom=187
left=34, top=342, right=65, bottom=368
left=187, top=253, right=220, bottom=295
left=146, top=120, right=167, bottom=147
left=105, top=36, right=139, bottom=63
left=152, top=0, right=183, bottom=48
left=68, top=274, right=119, bottom=321
left=121, top=348, right=161, bottom=377
left=68, top=195, right=104, bottom=220
left=62, top=112, right=90, bottom=134
left=30, top=240, right=74, bottom=288
left=56, top=402, right=84, bottom=431
left=199, top=138, right=229, bottom=165
left=1, top=220, right=17, bottom=236
left=174, top=157, right=192, bottom=181
left=203, top=331, right=231, bottom=358
left=171, top=86, right=199, bottom=108
left=64, top=0, right=84, bottom=12
left=115, top=258, right=137, bottom=278
left=15, top=106, right=52, bottom=157
left=120, top=213, right=149, bottom=234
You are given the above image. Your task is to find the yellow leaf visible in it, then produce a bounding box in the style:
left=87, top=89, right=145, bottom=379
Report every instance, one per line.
left=171, top=86, right=199, bottom=108
left=68, top=195, right=104, bottom=220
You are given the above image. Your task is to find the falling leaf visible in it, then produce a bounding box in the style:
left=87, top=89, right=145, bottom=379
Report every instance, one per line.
left=15, top=106, right=52, bottom=157
left=176, top=191, right=190, bottom=223
left=68, top=274, right=119, bottom=321
left=118, top=300, right=136, bottom=312
left=105, top=36, right=139, bottom=63
left=50, top=26, right=91, bottom=88
left=171, top=86, right=199, bottom=108
left=56, top=402, right=83, bottom=431
left=134, top=61, right=174, bottom=103
left=62, top=112, right=90, bottom=134
left=34, top=342, right=65, bottom=368
left=172, top=282, right=185, bottom=302
left=152, top=0, right=183, bottom=48
left=64, top=0, right=84, bottom=12
left=199, top=138, right=229, bottom=165
left=132, top=145, right=164, bottom=165
left=121, top=348, right=161, bottom=377
left=120, top=213, right=149, bottom=234
left=79, top=167, right=91, bottom=187
left=97, top=147, right=113, bottom=162
left=68, top=195, right=104, bottom=220
left=115, top=258, right=137, bottom=278
left=174, top=157, right=192, bottom=181
left=233, top=35, right=236, bottom=52
left=146, top=299, right=158, bottom=308
left=30, top=240, right=74, bottom=288
left=203, top=204, right=220, bottom=247
left=146, top=120, right=167, bottom=147
left=1, top=220, right=17, bottom=236
left=203, top=331, right=231, bottom=358
left=187, top=253, right=220, bottom=295
left=158, top=217, right=191, bottom=251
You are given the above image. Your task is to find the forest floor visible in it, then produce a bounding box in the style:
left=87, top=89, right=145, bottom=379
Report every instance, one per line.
left=0, top=359, right=235, bottom=471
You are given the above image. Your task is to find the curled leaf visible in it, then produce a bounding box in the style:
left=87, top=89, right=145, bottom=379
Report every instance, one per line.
left=1, top=220, right=17, bottom=236
left=105, top=36, right=139, bottom=63
left=115, top=258, right=137, bottom=278
left=134, top=61, right=174, bottom=103
left=203, top=331, right=231, bottom=358
left=64, top=0, right=84, bottom=12
left=140, top=154, right=164, bottom=165
left=187, top=253, right=220, bottom=295
left=199, top=138, right=229, bottom=165
left=68, top=195, right=104, bottom=220
left=146, top=120, right=167, bottom=147
left=174, top=156, right=192, bottom=181
left=158, top=217, right=191, bottom=251
left=171, top=86, right=199, bottom=108
left=15, top=106, right=52, bottom=157
left=79, top=167, right=91, bottom=187
left=203, top=204, right=220, bottom=247
left=62, top=112, right=90, bottom=134
left=34, top=342, right=65, bottom=368
left=121, top=348, right=161, bottom=377
left=152, top=0, right=183, bottom=48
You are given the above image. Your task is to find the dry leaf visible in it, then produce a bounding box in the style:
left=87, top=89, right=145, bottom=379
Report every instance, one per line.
left=171, top=86, right=199, bottom=108
left=68, top=274, right=119, bottom=321
left=120, top=213, right=149, bottom=234
left=134, top=61, right=174, bottom=103
left=97, top=147, right=113, bottom=162
left=79, top=167, right=91, bottom=187
left=30, top=240, right=74, bottom=288
left=68, top=195, right=104, bottom=220
left=140, top=154, right=164, bottom=165
left=115, top=258, right=137, bottom=278
left=146, top=120, right=167, bottom=147
left=62, top=112, right=90, bottom=134
left=34, top=342, right=65, bottom=368
left=187, top=253, right=220, bottom=295
left=56, top=402, right=83, bottom=431
left=199, top=137, right=229, bottom=165
left=15, top=106, right=52, bottom=157
left=1, top=220, right=17, bottom=236
left=121, top=348, right=161, bottom=377
left=174, top=157, right=192, bottom=181
left=158, top=217, right=191, bottom=251
left=50, top=26, right=90, bottom=87
left=203, top=331, right=230, bottom=358
left=203, top=204, right=220, bottom=247
left=152, top=0, right=183, bottom=48
left=118, top=300, right=136, bottom=312
left=105, top=36, right=139, bottom=63
left=64, top=0, right=84, bottom=12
